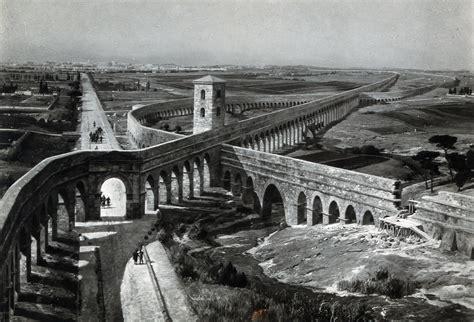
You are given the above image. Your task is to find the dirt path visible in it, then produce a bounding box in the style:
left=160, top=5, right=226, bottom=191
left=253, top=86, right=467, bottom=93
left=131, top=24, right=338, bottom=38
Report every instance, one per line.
left=79, top=73, right=121, bottom=150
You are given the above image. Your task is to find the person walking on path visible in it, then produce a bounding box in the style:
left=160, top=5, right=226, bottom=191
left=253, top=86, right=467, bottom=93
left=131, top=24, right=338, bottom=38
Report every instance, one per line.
left=132, top=249, right=138, bottom=265
left=139, top=247, right=144, bottom=264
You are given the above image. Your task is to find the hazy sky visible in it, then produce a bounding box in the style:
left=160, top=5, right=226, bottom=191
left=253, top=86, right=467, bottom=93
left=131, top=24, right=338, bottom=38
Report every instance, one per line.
left=1, top=0, right=472, bottom=70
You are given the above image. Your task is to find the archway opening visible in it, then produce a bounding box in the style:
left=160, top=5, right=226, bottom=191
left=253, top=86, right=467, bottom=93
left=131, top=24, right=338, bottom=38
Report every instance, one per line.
left=262, top=184, right=285, bottom=223
left=193, top=158, right=202, bottom=197
left=145, top=175, right=156, bottom=213
left=159, top=171, right=169, bottom=204
left=75, top=182, right=86, bottom=222
left=362, top=210, right=374, bottom=225
left=183, top=162, right=192, bottom=200
left=312, top=196, right=323, bottom=225
left=232, top=173, right=242, bottom=196
left=242, top=177, right=260, bottom=213
left=223, top=171, right=231, bottom=191
left=100, top=177, right=127, bottom=218
left=297, top=192, right=307, bottom=224
left=345, top=205, right=357, bottom=224
left=328, top=201, right=340, bottom=224
left=203, top=154, right=211, bottom=188
left=57, top=192, right=70, bottom=232
left=171, top=166, right=180, bottom=204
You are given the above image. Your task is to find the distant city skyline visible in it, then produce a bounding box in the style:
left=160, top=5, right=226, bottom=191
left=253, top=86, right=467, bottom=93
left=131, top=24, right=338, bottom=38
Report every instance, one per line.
left=1, top=0, right=472, bottom=71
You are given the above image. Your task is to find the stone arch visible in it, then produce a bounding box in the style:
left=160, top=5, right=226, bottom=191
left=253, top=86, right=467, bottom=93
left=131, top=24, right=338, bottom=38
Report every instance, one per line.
left=311, top=195, right=323, bottom=225
left=254, top=134, right=260, bottom=150
left=99, top=176, right=128, bottom=218
left=328, top=200, right=340, bottom=224
left=362, top=210, right=374, bottom=225
left=203, top=153, right=211, bottom=188
left=344, top=205, right=357, bottom=224
left=262, top=183, right=285, bottom=223
left=223, top=170, right=231, bottom=191
left=243, top=176, right=260, bottom=213
left=75, top=180, right=87, bottom=222
left=297, top=191, right=307, bottom=225
left=182, top=161, right=193, bottom=200
left=171, top=165, right=181, bottom=203
left=144, top=174, right=157, bottom=212
left=159, top=170, right=171, bottom=204
left=193, top=157, right=202, bottom=196
left=56, top=188, right=73, bottom=232
left=232, top=173, right=243, bottom=196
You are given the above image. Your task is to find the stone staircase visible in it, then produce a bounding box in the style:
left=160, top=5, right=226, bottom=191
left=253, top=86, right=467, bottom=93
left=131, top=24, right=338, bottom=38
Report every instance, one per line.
left=12, top=231, right=80, bottom=322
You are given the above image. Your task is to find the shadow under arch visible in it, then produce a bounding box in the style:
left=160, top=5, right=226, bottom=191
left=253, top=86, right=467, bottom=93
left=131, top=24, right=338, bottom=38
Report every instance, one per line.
left=262, top=183, right=285, bottom=223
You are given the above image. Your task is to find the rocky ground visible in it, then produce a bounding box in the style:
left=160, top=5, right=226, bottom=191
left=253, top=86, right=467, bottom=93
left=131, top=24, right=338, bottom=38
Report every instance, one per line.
left=155, top=188, right=474, bottom=321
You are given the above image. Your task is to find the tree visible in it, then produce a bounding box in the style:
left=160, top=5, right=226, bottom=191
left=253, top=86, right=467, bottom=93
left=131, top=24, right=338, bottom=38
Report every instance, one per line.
left=413, top=150, right=440, bottom=192
left=429, top=135, right=457, bottom=180
left=454, top=171, right=471, bottom=191
left=467, top=150, right=474, bottom=170
left=449, top=153, right=467, bottom=173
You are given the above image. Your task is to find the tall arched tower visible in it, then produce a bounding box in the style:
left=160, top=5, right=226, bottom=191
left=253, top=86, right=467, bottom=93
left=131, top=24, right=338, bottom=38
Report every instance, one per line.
left=193, top=75, right=226, bottom=134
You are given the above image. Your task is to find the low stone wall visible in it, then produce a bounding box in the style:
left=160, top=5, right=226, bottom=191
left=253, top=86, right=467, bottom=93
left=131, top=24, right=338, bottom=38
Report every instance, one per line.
left=127, top=112, right=185, bottom=148
left=411, top=191, right=474, bottom=258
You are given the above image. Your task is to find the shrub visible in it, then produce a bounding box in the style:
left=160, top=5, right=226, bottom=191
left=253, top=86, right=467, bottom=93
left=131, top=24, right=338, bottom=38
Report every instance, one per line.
left=214, top=262, right=248, bottom=288
left=336, top=269, right=418, bottom=299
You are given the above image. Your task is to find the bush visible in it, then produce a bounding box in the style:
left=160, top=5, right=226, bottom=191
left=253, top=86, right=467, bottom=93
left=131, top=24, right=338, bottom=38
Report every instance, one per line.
left=336, top=269, right=418, bottom=299
left=214, top=262, right=248, bottom=288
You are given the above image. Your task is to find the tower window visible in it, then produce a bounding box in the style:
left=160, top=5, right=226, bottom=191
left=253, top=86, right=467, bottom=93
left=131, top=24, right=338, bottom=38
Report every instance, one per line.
left=201, top=90, right=205, bottom=100
left=216, top=90, right=221, bottom=98
left=216, top=107, right=221, bottom=116
left=200, top=108, right=205, bottom=117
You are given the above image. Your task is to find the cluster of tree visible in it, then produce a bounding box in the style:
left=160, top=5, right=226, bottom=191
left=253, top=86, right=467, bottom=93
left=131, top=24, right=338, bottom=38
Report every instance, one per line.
left=345, top=145, right=382, bottom=155
left=413, top=135, right=474, bottom=192
left=38, top=80, right=49, bottom=94
left=67, top=80, right=82, bottom=98
left=448, top=87, right=472, bottom=95
left=211, top=261, right=248, bottom=288
left=1, top=82, right=18, bottom=93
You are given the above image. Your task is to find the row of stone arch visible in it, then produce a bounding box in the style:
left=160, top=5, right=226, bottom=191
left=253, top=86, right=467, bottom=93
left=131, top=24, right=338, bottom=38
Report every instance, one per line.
left=360, top=97, right=402, bottom=105
left=225, top=100, right=309, bottom=114
left=143, top=154, right=212, bottom=210
left=222, top=170, right=376, bottom=227
left=0, top=179, right=91, bottom=314
left=138, top=107, right=193, bottom=125
left=237, top=99, right=356, bottom=152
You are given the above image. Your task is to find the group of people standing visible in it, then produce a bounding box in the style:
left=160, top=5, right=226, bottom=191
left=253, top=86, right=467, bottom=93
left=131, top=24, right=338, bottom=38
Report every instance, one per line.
left=90, top=121, right=104, bottom=143
left=100, top=194, right=111, bottom=207
left=133, top=245, right=145, bottom=265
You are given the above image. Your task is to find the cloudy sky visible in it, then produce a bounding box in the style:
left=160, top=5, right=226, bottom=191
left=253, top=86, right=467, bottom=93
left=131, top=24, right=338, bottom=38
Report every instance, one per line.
left=1, top=0, right=472, bottom=70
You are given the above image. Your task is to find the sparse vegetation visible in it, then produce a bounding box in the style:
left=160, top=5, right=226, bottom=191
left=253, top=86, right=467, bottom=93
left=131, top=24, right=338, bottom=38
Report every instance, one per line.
left=337, top=269, right=418, bottom=299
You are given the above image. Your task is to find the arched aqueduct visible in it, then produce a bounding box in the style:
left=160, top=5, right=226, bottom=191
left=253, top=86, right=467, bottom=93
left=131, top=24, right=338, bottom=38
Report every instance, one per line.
left=0, top=70, right=461, bottom=317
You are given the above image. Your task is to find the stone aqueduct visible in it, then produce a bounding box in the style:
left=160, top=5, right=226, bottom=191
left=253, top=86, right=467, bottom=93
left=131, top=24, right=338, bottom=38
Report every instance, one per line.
left=0, top=71, right=459, bottom=317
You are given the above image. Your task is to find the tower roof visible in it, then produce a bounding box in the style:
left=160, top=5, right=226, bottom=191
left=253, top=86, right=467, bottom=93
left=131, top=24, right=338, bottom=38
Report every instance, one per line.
left=193, top=75, right=226, bottom=84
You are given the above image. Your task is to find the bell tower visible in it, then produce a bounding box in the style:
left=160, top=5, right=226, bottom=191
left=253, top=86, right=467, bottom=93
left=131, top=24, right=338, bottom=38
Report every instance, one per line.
left=193, top=75, right=226, bottom=134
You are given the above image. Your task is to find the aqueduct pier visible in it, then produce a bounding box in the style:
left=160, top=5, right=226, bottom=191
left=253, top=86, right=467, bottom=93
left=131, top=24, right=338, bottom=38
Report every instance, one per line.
left=1, top=71, right=466, bottom=318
